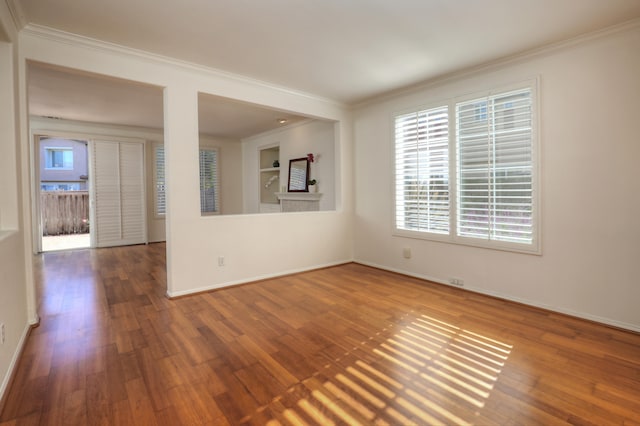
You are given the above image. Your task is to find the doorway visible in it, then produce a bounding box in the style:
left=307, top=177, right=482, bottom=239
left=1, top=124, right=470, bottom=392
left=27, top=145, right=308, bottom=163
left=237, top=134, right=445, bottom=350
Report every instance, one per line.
left=38, top=135, right=91, bottom=252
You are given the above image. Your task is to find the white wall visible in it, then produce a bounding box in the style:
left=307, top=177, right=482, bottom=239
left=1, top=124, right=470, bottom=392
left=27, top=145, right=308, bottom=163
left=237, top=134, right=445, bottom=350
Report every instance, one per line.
left=242, top=119, right=337, bottom=214
left=19, top=26, right=353, bottom=300
left=0, top=3, right=30, bottom=405
left=353, top=23, right=640, bottom=331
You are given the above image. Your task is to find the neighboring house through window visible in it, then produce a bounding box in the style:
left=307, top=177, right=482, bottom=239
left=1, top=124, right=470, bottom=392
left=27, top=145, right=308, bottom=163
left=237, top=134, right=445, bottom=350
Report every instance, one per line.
left=39, top=138, right=88, bottom=191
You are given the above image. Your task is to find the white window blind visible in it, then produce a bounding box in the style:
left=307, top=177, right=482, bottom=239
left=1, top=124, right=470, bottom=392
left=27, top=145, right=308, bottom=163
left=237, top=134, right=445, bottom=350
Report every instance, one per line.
left=456, top=88, right=533, bottom=244
left=199, top=148, right=219, bottom=215
left=395, top=106, right=450, bottom=234
left=154, top=145, right=166, bottom=216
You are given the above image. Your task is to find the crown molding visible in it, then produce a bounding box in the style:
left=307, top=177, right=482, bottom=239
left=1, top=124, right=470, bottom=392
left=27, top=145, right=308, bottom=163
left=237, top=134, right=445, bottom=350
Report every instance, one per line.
left=4, top=0, right=25, bottom=31
left=354, top=17, right=640, bottom=109
left=21, top=24, right=346, bottom=109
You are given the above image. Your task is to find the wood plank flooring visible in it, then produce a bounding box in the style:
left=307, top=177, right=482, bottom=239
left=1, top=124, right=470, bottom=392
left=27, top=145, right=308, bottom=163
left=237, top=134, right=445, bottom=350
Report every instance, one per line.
left=1, top=243, right=639, bottom=425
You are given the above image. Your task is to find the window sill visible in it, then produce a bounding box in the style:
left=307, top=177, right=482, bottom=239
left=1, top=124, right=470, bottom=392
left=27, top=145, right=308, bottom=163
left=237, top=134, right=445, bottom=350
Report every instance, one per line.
left=394, top=228, right=541, bottom=256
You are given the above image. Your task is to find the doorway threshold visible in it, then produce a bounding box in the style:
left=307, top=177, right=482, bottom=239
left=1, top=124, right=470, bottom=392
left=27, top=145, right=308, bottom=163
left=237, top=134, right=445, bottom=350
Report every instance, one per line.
left=42, top=234, right=90, bottom=251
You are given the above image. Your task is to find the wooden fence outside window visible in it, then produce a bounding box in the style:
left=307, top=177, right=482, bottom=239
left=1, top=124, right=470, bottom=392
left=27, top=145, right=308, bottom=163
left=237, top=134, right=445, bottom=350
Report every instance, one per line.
left=41, top=191, right=90, bottom=236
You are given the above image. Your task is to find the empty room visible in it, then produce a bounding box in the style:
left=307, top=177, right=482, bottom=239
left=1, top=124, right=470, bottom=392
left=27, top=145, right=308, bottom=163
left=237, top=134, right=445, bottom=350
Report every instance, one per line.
left=1, top=1, right=639, bottom=424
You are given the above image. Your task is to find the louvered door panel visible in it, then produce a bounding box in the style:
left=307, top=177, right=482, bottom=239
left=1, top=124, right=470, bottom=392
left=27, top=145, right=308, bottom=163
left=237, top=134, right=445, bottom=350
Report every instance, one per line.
left=92, top=140, right=146, bottom=248
left=119, top=142, right=146, bottom=244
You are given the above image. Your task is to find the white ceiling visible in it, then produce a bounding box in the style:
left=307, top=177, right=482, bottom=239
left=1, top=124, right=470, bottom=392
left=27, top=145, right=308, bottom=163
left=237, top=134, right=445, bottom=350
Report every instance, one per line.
left=17, top=0, right=640, bottom=136
left=28, top=61, right=307, bottom=139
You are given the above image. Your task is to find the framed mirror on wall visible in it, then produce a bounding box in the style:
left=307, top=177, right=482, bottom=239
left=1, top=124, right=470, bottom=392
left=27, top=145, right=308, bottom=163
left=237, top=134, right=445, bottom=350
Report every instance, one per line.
left=287, top=157, right=309, bottom=192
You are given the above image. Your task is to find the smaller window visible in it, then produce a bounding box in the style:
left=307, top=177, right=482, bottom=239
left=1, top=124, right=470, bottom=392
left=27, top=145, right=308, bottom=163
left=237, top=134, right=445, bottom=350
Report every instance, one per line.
left=45, top=148, right=73, bottom=170
left=154, top=145, right=166, bottom=217
left=154, top=145, right=220, bottom=216
left=199, top=148, right=219, bottom=215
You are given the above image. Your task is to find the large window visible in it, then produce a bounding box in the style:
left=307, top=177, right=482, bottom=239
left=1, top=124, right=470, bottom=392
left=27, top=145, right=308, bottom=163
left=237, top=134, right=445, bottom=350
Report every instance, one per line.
left=394, top=83, right=538, bottom=253
left=154, top=145, right=220, bottom=216
left=45, top=148, right=73, bottom=170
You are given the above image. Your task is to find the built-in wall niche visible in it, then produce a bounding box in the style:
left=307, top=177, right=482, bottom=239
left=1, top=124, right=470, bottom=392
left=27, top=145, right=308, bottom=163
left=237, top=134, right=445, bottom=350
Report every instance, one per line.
left=259, top=145, right=280, bottom=206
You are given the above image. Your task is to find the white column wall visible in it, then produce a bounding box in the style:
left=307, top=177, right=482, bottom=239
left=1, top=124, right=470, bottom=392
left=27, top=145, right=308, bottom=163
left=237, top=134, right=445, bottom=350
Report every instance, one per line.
left=0, top=3, right=30, bottom=404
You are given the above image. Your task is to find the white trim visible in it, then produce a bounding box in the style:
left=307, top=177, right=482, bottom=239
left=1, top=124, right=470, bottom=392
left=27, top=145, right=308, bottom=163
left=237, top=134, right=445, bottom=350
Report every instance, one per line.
left=4, top=0, right=26, bottom=31
left=0, top=322, right=32, bottom=405
left=0, top=229, right=17, bottom=242
left=167, top=259, right=352, bottom=298
left=354, top=259, right=640, bottom=334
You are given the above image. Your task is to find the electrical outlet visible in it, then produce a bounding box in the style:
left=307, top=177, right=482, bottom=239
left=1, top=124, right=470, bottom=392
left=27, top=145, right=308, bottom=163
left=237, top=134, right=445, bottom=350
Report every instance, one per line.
left=1, top=323, right=5, bottom=345
left=403, top=247, right=412, bottom=259
left=218, top=256, right=225, bottom=267
left=449, top=278, right=464, bottom=287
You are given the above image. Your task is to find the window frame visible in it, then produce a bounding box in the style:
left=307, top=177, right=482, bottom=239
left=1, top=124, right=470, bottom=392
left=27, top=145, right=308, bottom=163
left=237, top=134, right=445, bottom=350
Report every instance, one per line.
left=392, top=79, right=540, bottom=255
left=45, top=147, right=74, bottom=170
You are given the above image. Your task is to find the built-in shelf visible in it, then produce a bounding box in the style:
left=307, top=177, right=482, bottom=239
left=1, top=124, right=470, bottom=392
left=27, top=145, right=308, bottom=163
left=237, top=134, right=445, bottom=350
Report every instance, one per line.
left=259, top=145, right=280, bottom=205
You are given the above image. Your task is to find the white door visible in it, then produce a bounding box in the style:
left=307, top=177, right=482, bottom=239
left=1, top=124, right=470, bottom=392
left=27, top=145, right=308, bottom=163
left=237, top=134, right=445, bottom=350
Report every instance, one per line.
left=91, top=140, right=146, bottom=248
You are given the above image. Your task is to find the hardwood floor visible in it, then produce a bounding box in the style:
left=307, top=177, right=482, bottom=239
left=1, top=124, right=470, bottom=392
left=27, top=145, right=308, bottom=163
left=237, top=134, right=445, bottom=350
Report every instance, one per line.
left=1, top=243, right=639, bottom=425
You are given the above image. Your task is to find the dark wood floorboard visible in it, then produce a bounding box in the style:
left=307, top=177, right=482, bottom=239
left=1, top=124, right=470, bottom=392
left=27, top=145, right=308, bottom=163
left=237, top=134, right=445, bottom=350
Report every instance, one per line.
left=1, top=243, right=639, bottom=425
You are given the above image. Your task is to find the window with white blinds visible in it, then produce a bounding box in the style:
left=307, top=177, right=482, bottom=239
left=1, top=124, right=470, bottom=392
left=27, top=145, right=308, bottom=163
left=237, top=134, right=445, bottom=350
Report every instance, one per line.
left=393, top=82, right=538, bottom=253
left=154, top=146, right=220, bottom=216
left=395, top=106, right=450, bottom=234
left=456, top=88, right=533, bottom=245
left=199, top=148, right=219, bottom=215
left=154, top=144, right=166, bottom=217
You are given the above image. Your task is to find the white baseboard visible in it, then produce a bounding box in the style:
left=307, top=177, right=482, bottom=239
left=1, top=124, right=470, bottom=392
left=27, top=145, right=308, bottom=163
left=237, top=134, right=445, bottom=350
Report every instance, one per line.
left=354, top=259, right=640, bottom=334
left=0, top=321, right=33, bottom=408
left=166, top=259, right=352, bottom=298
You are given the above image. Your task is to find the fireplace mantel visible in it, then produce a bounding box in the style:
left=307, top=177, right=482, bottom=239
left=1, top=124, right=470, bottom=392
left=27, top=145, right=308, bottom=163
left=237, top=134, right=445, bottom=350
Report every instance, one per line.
left=275, top=192, right=323, bottom=212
